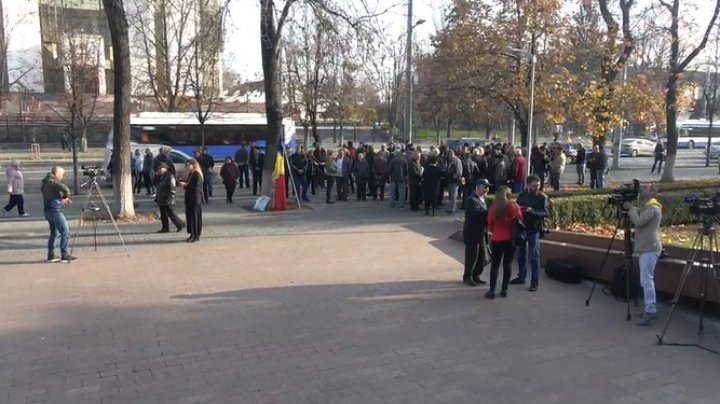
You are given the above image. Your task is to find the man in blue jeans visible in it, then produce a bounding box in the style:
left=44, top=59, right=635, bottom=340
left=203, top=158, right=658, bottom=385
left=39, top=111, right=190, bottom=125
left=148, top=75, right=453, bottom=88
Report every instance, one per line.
left=511, top=175, right=548, bottom=291
left=41, top=166, right=76, bottom=263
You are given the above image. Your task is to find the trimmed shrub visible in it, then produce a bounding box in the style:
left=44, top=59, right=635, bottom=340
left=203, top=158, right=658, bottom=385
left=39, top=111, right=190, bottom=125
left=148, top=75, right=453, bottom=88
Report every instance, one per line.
left=547, top=188, right=717, bottom=228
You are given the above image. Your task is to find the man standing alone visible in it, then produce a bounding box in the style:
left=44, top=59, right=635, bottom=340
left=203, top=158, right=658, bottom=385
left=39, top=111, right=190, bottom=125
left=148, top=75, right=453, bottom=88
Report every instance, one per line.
left=235, top=143, right=250, bottom=188
left=576, top=143, right=586, bottom=185
left=42, top=167, right=76, bottom=263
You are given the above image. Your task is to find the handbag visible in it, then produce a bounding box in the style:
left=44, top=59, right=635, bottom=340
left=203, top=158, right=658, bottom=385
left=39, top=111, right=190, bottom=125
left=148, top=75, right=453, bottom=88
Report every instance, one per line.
left=512, top=216, right=527, bottom=247
left=253, top=195, right=271, bottom=211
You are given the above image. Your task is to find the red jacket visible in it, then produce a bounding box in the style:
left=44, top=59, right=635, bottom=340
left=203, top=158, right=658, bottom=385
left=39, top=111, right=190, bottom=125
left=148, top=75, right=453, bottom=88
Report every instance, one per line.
left=488, top=203, right=523, bottom=242
left=512, top=155, right=527, bottom=184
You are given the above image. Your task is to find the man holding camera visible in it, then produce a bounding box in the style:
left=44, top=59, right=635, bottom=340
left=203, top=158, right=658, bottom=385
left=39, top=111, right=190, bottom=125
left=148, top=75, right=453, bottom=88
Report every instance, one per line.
left=623, top=183, right=663, bottom=326
left=41, top=166, right=76, bottom=263
left=511, top=175, right=549, bottom=291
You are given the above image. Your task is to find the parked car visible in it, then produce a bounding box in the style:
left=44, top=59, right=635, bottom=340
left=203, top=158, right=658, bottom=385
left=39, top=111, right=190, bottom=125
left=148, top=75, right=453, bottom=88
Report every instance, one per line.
left=559, top=143, right=577, bottom=163
left=620, top=138, right=656, bottom=157
left=103, top=141, right=192, bottom=184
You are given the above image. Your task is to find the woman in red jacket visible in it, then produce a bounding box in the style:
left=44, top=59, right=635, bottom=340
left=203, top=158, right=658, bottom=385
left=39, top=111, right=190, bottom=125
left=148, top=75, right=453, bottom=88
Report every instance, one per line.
left=486, top=186, right=523, bottom=299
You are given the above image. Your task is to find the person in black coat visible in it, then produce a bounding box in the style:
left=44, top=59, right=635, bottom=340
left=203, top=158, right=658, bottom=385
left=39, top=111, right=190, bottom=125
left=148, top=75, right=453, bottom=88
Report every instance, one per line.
left=155, top=162, right=185, bottom=233
left=463, top=178, right=490, bottom=286
left=180, top=159, right=204, bottom=243
left=421, top=155, right=444, bottom=216
left=408, top=153, right=423, bottom=211
left=249, top=147, right=265, bottom=196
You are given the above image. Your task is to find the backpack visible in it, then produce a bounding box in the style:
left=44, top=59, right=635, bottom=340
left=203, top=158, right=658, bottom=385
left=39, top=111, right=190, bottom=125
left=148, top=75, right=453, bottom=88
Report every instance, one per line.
left=545, top=259, right=583, bottom=283
left=603, top=265, right=640, bottom=301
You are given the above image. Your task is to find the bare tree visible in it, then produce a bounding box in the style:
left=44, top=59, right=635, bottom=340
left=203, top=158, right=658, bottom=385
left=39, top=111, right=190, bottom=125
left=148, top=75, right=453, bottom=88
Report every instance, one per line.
left=0, top=0, right=40, bottom=94
left=104, top=0, right=135, bottom=218
left=187, top=0, right=227, bottom=146
left=128, top=0, right=195, bottom=112
left=660, top=0, right=720, bottom=182
left=702, top=35, right=720, bottom=167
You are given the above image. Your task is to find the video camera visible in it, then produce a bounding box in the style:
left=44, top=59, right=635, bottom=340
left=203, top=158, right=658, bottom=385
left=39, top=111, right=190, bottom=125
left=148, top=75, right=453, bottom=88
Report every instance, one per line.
left=82, top=165, right=102, bottom=178
left=684, top=193, right=720, bottom=216
left=608, top=179, right=640, bottom=207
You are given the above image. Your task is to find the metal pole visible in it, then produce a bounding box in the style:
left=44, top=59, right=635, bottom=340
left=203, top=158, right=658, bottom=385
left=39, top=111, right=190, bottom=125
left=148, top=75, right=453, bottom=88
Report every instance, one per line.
left=510, top=117, right=516, bottom=144
left=404, top=0, right=413, bottom=144
left=526, top=54, right=536, bottom=179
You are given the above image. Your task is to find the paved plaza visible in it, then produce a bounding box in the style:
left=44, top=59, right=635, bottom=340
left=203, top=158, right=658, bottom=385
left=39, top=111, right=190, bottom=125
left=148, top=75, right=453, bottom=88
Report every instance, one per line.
left=1, top=186, right=720, bottom=404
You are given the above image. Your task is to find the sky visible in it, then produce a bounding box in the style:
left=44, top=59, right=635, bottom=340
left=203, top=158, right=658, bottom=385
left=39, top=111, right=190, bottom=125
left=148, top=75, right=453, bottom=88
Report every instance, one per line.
left=222, top=0, right=446, bottom=80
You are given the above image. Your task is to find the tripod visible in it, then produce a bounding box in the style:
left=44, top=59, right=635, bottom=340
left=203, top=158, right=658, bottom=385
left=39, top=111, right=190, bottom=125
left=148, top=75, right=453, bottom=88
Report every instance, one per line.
left=656, top=215, right=720, bottom=355
left=586, top=205, right=638, bottom=320
left=70, top=175, right=130, bottom=257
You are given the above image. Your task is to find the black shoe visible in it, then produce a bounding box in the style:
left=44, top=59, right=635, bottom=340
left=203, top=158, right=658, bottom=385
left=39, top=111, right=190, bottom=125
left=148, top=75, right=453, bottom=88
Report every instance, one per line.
left=176, top=224, right=185, bottom=232
left=485, top=291, right=496, bottom=299
left=157, top=229, right=170, bottom=233
left=472, top=277, right=487, bottom=285
left=186, top=236, right=194, bottom=242
left=326, top=201, right=335, bottom=204
left=47, top=253, right=60, bottom=263
left=509, top=278, right=525, bottom=285
left=463, top=278, right=477, bottom=287
left=528, top=284, right=538, bottom=292
left=500, top=290, right=507, bottom=298
left=61, top=254, right=77, bottom=263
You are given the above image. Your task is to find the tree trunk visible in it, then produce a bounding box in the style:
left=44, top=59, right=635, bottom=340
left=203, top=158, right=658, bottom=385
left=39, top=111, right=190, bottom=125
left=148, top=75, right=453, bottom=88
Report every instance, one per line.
left=70, top=124, right=80, bottom=195
left=103, top=0, right=135, bottom=218
left=303, top=124, right=309, bottom=149
left=259, top=0, right=282, bottom=200
left=81, top=126, right=88, bottom=153
left=661, top=72, right=679, bottom=183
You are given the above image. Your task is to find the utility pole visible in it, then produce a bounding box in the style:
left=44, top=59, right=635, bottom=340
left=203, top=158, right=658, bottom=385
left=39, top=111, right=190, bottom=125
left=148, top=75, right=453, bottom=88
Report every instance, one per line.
left=611, top=64, right=628, bottom=170
left=404, top=0, right=413, bottom=144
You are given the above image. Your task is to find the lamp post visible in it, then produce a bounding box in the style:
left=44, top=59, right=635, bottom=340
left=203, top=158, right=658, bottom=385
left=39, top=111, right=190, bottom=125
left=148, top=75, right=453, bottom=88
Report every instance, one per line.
left=404, top=0, right=425, bottom=144
left=506, top=47, right=536, bottom=179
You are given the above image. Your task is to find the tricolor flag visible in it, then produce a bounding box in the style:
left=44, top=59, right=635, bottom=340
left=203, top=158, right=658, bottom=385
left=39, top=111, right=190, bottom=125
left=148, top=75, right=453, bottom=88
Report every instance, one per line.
left=272, top=150, right=287, bottom=211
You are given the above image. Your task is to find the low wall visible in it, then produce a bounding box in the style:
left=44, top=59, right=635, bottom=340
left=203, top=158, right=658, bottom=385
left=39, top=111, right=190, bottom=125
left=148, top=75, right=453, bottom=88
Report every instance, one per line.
left=540, top=231, right=720, bottom=305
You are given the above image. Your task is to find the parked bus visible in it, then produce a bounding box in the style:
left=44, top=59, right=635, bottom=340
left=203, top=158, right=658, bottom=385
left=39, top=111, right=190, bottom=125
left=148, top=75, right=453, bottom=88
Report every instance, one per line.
left=106, top=112, right=297, bottom=162
left=674, top=119, right=720, bottom=149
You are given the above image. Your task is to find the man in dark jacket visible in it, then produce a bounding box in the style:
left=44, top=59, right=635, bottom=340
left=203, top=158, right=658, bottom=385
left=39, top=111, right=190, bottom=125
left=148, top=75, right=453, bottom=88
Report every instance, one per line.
left=352, top=153, right=370, bottom=201
left=651, top=141, right=665, bottom=174
left=463, top=178, right=490, bottom=286
left=408, top=153, right=423, bottom=211
left=234, top=144, right=250, bottom=189
left=249, top=147, right=265, bottom=196
left=155, top=162, right=185, bottom=233
left=290, top=146, right=310, bottom=202
left=199, top=148, right=215, bottom=201
left=511, top=175, right=549, bottom=291
left=388, top=150, right=408, bottom=208
left=372, top=154, right=388, bottom=201
left=41, top=166, right=75, bottom=263
left=576, top=143, right=586, bottom=185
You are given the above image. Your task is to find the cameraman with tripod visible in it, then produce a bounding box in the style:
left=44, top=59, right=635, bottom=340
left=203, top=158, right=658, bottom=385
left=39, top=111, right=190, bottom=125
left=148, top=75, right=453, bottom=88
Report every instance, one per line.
left=623, top=183, right=663, bottom=326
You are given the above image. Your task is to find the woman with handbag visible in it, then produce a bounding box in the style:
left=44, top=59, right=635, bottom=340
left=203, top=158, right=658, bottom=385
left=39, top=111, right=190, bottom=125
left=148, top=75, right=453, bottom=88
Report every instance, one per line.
left=486, top=186, right=523, bottom=299
left=179, top=159, right=204, bottom=243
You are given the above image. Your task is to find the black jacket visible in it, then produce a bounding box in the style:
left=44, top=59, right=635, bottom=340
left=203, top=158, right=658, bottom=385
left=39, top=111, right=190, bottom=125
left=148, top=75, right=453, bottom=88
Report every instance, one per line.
left=155, top=172, right=176, bottom=207
left=184, top=171, right=204, bottom=206
left=290, top=152, right=309, bottom=175
left=463, top=191, right=488, bottom=245
left=516, top=190, right=549, bottom=233
left=422, top=164, right=444, bottom=201
left=408, top=160, right=423, bottom=187
left=250, top=153, right=265, bottom=172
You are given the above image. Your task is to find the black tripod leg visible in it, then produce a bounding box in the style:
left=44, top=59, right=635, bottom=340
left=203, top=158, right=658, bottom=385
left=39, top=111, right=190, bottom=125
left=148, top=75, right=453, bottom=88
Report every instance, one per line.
left=625, top=258, right=633, bottom=321
left=657, top=233, right=702, bottom=345
left=586, top=219, right=622, bottom=306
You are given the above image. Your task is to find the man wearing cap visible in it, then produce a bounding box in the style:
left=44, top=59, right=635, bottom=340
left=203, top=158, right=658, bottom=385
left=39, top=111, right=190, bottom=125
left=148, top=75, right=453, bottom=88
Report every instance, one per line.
left=155, top=162, right=185, bottom=233
left=463, top=178, right=491, bottom=286
left=511, top=174, right=549, bottom=291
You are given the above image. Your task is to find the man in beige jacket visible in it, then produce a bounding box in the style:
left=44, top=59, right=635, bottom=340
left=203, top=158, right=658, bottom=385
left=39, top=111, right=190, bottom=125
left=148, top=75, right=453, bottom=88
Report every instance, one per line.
left=623, top=183, right=663, bottom=326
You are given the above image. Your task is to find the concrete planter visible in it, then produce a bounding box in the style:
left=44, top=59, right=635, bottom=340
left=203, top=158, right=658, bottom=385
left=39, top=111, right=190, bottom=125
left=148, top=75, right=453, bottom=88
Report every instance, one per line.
left=540, top=230, right=720, bottom=304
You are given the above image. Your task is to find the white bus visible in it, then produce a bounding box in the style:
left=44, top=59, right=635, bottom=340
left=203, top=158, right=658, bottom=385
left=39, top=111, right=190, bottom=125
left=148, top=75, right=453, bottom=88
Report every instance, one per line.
left=675, top=119, right=720, bottom=149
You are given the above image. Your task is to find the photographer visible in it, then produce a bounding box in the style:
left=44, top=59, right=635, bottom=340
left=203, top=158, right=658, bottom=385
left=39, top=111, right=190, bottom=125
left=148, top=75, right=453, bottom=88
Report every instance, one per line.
left=41, top=167, right=76, bottom=263
left=622, top=183, right=663, bottom=326
left=511, top=175, right=549, bottom=292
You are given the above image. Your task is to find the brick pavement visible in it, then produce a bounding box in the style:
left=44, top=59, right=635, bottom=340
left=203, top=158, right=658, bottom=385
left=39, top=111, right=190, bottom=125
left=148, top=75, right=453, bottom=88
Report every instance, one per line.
left=1, top=209, right=719, bottom=404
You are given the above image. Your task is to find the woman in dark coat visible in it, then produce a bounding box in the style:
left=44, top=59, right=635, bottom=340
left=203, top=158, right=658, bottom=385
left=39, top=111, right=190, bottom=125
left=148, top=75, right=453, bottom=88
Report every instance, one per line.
left=180, top=159, right=204, bottom=242
left=422, top=155, right=444, bottom=216
left=220, top=156, right=240, bottom=203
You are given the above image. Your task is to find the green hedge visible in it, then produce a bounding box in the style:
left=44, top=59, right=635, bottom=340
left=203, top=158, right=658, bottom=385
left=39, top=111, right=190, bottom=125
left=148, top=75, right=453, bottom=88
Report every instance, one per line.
left=549, top=179, right=720, bottom=199
left=547, top=189, right=718, bottom=228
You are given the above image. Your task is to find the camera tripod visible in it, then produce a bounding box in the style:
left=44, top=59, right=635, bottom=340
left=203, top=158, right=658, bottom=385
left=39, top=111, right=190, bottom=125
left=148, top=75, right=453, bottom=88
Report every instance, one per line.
left=70, top=175, right=130, bottom=257
left=586, top=206, right=638, bottom=320
left=656, top=214, right=720, bottom=355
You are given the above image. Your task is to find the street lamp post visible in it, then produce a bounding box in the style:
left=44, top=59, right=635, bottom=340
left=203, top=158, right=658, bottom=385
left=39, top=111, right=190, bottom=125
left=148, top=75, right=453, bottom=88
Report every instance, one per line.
left=506, top=47, right=536, bottom=179
left=404, top=0, right=424, bottom=145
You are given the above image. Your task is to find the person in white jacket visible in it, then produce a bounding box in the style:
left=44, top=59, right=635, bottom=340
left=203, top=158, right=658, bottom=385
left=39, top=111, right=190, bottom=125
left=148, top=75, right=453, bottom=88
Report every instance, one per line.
left=3, top=160, right=28, bottom=217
